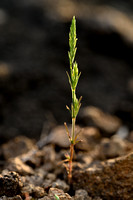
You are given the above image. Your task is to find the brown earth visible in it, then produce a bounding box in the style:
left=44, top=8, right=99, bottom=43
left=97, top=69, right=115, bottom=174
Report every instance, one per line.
left=0, top=0, right=133, bottom=141
left=0, top=107, right=133, bottom=199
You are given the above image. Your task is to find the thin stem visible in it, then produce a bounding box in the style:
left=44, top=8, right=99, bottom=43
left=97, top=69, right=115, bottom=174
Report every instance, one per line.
left=72, top=87, right=75, bottom=141
left=72, top=89, right=75, bottom=115
left=68, top=116, right=75, bottom=183
left=72, top=117, right=75, bottom=142
left=68, top=143, right=74, bottom=184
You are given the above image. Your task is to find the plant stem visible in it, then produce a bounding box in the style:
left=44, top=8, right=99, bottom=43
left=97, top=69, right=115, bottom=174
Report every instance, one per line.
left=72, top=87, right=76, bottom=141
left=68, top=143, right=74, bottom=184
left=68, top=116, right=75, bottom=183
left=72, top=117, right=75, bottom=142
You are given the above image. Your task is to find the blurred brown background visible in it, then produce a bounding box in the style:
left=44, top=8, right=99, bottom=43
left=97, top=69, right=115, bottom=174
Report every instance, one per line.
left=0, top=0, right=133, bottom=142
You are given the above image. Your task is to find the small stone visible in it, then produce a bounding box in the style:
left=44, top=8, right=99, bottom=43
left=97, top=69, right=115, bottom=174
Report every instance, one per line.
left=1, top=136, right=35, bottom=160
left=115, top=126, right=129, bottom=139
left=80, top=106, right=121, bottom=134
left=42, top=174, right=57, bottom=191
left=7, top=157, right=34, bottom=175
left=76, top=152, right=93, bottom=166
left=52, top=179, right=70, bottom=192
left=49, top=188, right=72, bottom=200
left=25, top=168, right=47, bottom=186
left=33, top=186, right=45, bottom=198
left=20, top=148, right=43, bottom=168
left=74, top=189, right=91, bottom=200
left=99, top=137, right=126, bottom=159
left=42, top=145, right=56, bottom=163
left=41, top=126, right=70, bottom=148
left=76, top=127, right=101, bottom=151
left=21, top=183, right=35, bottom=195
left=0, top=171, right=23, bottom=197
left=46, top=173, right=56, bottom=182
left=42, top=145, right=56, bottom=171
left=43, top=179, right=52, bottom=190
left=21, top=184, right=46, bottom=198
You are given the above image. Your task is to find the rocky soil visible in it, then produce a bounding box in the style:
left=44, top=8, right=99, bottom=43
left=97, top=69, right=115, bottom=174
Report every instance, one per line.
left=0, top=0, right=133, bottom=199
left=0, top=0, right=133, bottom=141
left=0, top=107, right=133, bottom=199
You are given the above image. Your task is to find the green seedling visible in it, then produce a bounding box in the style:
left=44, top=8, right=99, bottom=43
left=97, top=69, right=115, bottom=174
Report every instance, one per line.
left=63, top=16, right=82, bottom=183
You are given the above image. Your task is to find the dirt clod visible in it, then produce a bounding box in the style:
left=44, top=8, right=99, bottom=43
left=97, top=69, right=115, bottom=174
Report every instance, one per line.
left=49, top=188, right=72, bottom=200
left=0, top=171, right=23, bottom=197
left=73, top=152, right=133, bottom=199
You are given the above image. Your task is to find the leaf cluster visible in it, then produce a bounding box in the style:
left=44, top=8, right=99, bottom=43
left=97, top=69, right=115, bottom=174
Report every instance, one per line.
left=67, top=16, right=82, bottom=119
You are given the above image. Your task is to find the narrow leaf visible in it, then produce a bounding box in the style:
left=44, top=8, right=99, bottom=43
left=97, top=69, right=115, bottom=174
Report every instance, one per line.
left=64, top=122, right=71, bottom=140
left=55, top=194, right=60, bottom=200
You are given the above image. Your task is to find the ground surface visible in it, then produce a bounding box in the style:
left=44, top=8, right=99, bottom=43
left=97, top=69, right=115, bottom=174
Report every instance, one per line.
left=0, top=107, right=133, bottom=199
left=0, top=0, right=133, bottom=141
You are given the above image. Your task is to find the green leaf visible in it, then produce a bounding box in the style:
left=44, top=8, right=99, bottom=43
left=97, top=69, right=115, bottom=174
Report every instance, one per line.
left=68, top=16, right=77, bottom=69
left=55, top=194, right=60, bottom=200
left=66, top=71, right=72, bottom=89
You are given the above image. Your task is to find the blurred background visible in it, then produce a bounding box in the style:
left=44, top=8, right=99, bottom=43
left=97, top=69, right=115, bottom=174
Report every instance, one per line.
left=1, top=0, right=133, bottom=142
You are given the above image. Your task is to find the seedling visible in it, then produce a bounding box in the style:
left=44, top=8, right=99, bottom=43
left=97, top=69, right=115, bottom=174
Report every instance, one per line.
left=63, top=16, right=82, bottom=183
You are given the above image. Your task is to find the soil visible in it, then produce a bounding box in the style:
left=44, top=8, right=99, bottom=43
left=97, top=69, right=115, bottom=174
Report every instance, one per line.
left=0, top=111, right=133, bottom=199
left=0, top=0, right=133, bottom=199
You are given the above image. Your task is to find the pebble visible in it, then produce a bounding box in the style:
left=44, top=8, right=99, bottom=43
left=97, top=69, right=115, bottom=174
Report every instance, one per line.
left=20, top=148, right=42, bottom=168
left=41, top=126, right=70, bottom=148
left=115, top=126, right=129, bottom=139
left=76, top=127, right=101, bottom=151
left=21, top=184, right=35, bottom=195
left=43, top=179, right=52, bottom=190
left=32, top=186, right=45, bottom=198
left=1, top=136, right=35, bottom=159
left=52, top=179, right=70, bottom=192
left=46, top=173, right=56, bottom=182
left=7, top=157, right=34, bottom=175
left=80, top=106, right=121, bottom=134
left=99, top=137, right=126, bottom=159
left=0, top=171, right=23, bottom=197
left=21, top=184, right=46, bottom=198
left=74, top=189, right=91, bottom=200
left=49, top=188, right=72, bottom=200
